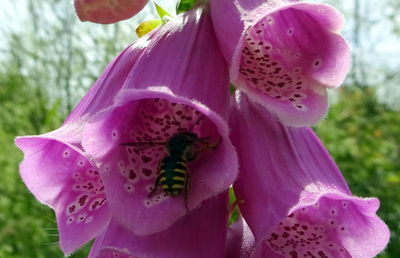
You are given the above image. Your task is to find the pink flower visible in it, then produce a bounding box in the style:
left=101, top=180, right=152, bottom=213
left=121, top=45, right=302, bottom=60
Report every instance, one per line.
left=229, top=92, right=390, bottom=257
left=74, top=0, right=148, bottom=24
left=211, top=0, right=351, bottom=126
left=81, top=5, right=238, bottom=236
left=15, top=1, right=388, bottom=256
left=16, top=4, right=238, bottom=255
left=15, top=43, right=144, bottom=255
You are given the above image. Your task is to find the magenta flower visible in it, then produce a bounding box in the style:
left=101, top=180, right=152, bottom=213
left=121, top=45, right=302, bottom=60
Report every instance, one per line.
left=14, top=40, right=146, bottom=255
left=226, top=216, right=256, bottom=258
left=81, top=5, right=237, bottom=236
left=74, top=0, right=148, bottom=24
left=15, top=0, right=388, bottom=256
left=88, top=193, right=228, bottom=258
left=229, top=92, right=390, bottom=257
left=16, top=4, right=237, bottom=255
left=210, top=0, right=350, bottom=126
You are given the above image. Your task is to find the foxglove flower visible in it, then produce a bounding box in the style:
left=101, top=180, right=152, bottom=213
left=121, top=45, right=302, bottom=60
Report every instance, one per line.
left=82, top=5, right=238, bottom=236
left=15, top=40, right=147, bottom=255
left=88, top=193, right=228, bottom=258
left=211, top=0, right=350, bottom=126
left=74, top=0, right=148, bottom=24
left=229, top=92, right=389, bottom=257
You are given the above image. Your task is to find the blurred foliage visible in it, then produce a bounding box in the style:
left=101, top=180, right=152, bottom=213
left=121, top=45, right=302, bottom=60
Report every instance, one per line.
left=314, top=86, right=400, bottom=258
left=0, top=66, right=90, bottom=257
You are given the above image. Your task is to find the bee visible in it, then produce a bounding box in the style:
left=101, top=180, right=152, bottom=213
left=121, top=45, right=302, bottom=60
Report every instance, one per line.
left=120, top=116, right=220, bottom=212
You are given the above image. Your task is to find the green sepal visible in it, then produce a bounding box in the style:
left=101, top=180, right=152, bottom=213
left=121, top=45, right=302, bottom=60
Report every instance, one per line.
left=154, top=2, right=173, bottom=22
left=230, top=84, right=236, bottom=95
left=228, top=187, right=240, bottom=225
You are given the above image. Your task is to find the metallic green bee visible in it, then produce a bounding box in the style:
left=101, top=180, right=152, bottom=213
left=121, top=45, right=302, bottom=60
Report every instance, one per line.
left=121, top=116, right=219, bottom=211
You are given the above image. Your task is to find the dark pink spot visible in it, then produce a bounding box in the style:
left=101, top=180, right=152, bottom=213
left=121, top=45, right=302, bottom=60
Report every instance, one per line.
left=129, top=170, right=137, bottom=180
left=141, top=156, right=152, bottom=163
left=142, top=168, right=152, bottom=177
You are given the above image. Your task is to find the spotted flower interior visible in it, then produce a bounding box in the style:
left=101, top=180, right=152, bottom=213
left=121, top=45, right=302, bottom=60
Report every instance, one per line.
left=240, top=7, right=339, bottom=111
left=15, top=137, right=111, bottom=254
left=55, top=145, right=111, bottom=252
left=267, top=197, right=371, bottom=258
left=113, top=98, right=219, bottom=208
left=233, top=4, right=350, bottom=126
left=63, top=151, right=107, bottom=227
left=86, top=96, right=227, bottom=235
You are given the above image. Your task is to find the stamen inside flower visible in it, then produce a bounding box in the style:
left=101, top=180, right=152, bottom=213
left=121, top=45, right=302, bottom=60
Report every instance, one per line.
left=239, top=7, right=333, bottom=111
left=266, top=197, right=359, bottom=257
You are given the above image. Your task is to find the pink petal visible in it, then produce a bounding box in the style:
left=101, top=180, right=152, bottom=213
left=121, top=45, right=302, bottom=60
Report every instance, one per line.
left=82, top=6, right=237, bottom=235
left=14, top=31, right=146, bottom=254
left=74, top=0, right=148, bottom=24
left=211, top=0, right=350, bottom=126
left=15, top=127, right=110, bottom=255
left=229, top=92, right=389, bottom=258
left=90, top=247, right=137, bottom=258
left=88, top=193, right=228, bottom=258
left=226, top=217, right=256, bottom=258
left=83, top=88, right=236, bottom=235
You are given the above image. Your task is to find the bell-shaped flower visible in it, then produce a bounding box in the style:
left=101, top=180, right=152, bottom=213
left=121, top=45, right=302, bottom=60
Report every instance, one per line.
left=210, top=0, right=350, bottom=126
left=74, top=0, right=148, bottom=24
left=229, top=92, right=389, bottom=257
left=15, top=39, right=147, bottom=255
left=81, top=5, right=238, bottom=236
left=88, top=193, right=228, bottom=258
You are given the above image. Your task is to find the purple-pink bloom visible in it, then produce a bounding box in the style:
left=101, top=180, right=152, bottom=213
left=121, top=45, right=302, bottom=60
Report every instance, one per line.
left=74, top=0, right=148, bottom=24
left=229, top=92, right=389, bottom=257
left=14, top=38, right=146, bottom=255
left=88, top=193, right=228, bottom=258
left=211, top=0, right=350, bottom=126
left=226, top=216, right=256, bottom=258
left=81, top=5, right=238, bottom=236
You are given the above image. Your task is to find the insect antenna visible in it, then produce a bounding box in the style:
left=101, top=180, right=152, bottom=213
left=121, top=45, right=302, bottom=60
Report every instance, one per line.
left=188, top=115, right=204, bottom=131
left=172, top=115, right=183, bottom=130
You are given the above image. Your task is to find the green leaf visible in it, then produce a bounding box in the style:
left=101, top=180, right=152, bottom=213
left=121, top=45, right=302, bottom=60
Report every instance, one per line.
left=154, top=2, right=173, bottom=20
left=176, top=0, right=198, bottom=14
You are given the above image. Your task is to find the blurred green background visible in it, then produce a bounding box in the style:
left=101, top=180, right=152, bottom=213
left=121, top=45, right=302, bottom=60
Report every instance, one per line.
left=1, top=0, right=399, bottom=257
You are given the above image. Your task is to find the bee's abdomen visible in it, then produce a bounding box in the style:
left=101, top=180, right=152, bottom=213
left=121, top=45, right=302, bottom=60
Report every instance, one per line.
left=159, top=156, right=187, bottom=196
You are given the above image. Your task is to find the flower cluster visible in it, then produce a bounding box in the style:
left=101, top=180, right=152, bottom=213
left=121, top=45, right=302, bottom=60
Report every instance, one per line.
left=16, top=0, right=389, bottom=257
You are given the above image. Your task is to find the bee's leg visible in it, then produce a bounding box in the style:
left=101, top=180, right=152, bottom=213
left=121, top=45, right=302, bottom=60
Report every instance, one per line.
left=199, top=136, right=222, bottom=151
left=148, top=176, right=161, bottom=198
left=207, top=136, right=222, bottom=150
left=188, top=137, right=222, bottom=161
left=184, top=173, right=191, bottom=213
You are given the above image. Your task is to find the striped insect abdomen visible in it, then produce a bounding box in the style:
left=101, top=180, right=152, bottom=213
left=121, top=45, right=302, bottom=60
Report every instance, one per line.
left=159, top=155, right=187, bottom=196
